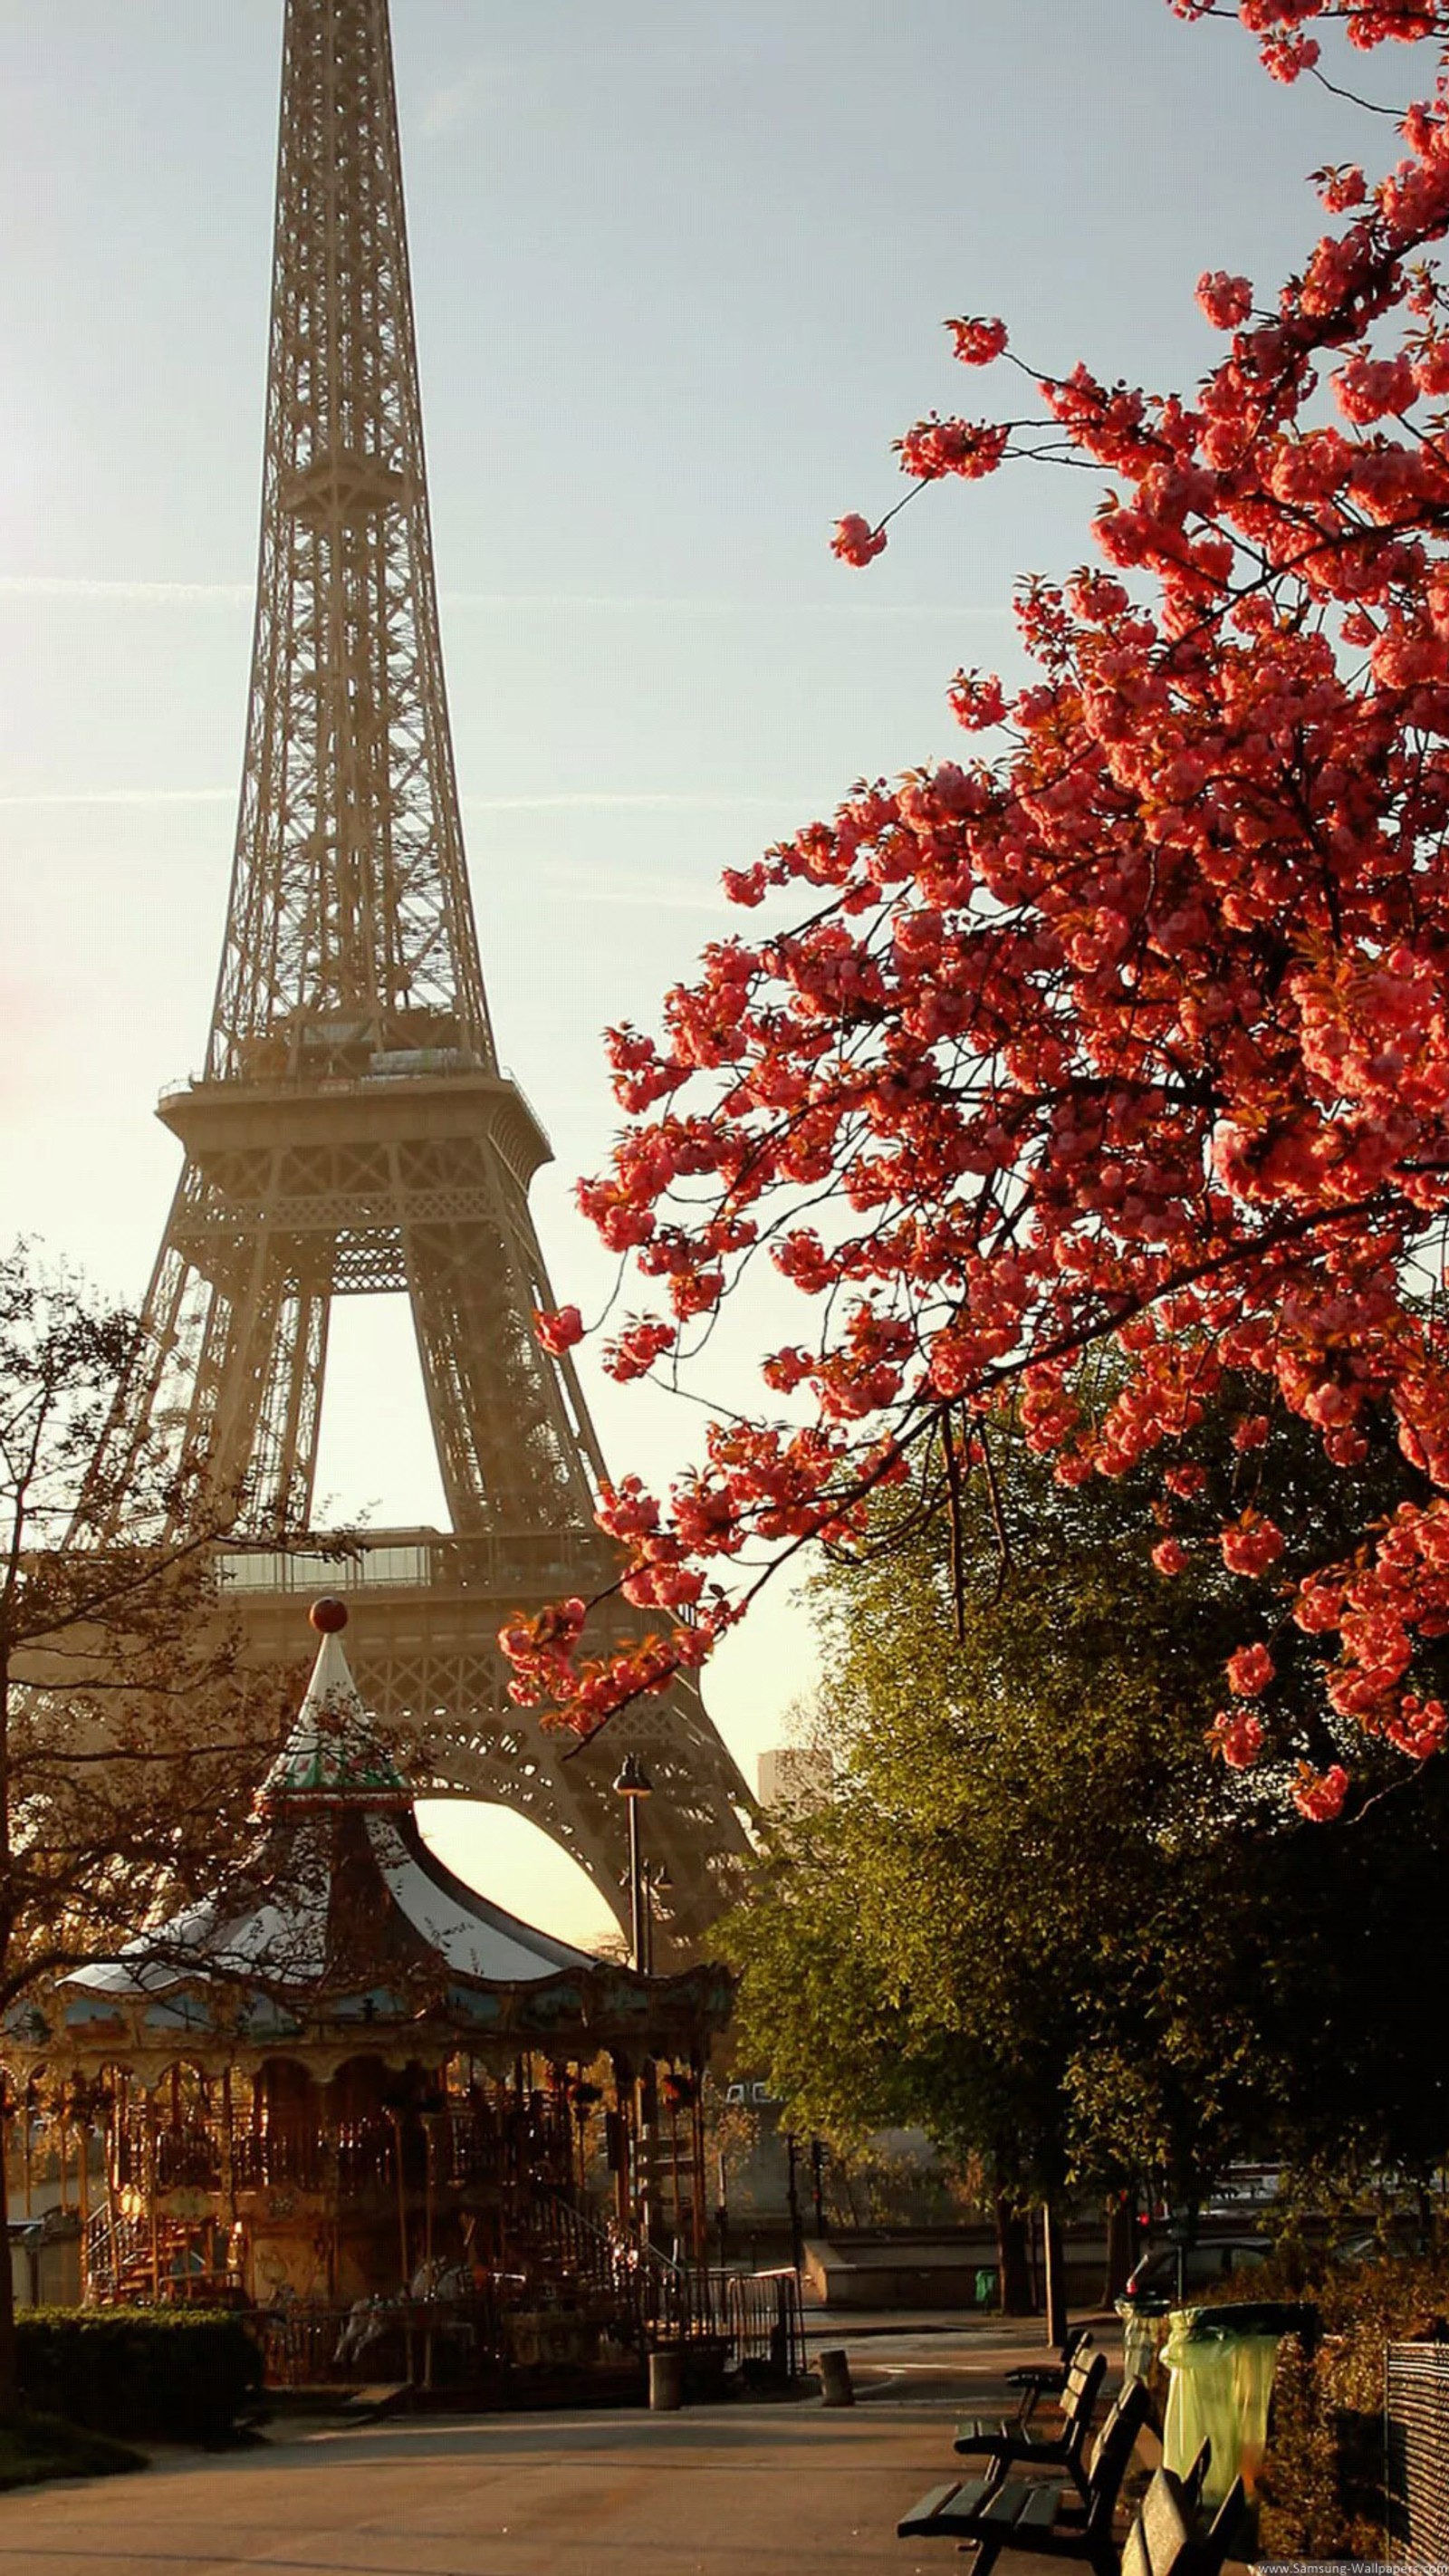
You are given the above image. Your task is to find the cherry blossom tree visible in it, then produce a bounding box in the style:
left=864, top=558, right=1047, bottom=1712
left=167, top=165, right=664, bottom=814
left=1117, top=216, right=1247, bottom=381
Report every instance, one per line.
left=507, top=0, right=1449, bottom=1820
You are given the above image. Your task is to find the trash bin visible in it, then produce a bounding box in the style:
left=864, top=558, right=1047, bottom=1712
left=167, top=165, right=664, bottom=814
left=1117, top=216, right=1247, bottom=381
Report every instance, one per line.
left=1160, top=2301, right=1316, bottom=2514
left=1115, top=2295, right=1174, bottom=2406
left=974, top=2265, right=999, bottom=2309
left=1117, top=2297, right=1164, bottom=2388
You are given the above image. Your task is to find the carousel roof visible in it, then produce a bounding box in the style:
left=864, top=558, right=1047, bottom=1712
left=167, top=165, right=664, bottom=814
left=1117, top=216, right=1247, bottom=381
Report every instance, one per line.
left=44, top=1600, right=733, bottom=2071
left=69, top=1603, right=598, bottom=2003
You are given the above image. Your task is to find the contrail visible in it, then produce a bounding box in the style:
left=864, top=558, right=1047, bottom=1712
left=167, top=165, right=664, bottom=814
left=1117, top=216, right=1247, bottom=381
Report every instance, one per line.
left=0, top=576, right=251, bottom=606
left=462, top=790, right=828, bottom=813
left=0, top=785, right=826, bottom=814
left=0, top=572, right=1009, bottom=620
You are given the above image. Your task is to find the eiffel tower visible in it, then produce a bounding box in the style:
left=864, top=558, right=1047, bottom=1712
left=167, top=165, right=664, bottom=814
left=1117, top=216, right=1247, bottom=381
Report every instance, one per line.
left=87, top=0, right=753, bottom=1946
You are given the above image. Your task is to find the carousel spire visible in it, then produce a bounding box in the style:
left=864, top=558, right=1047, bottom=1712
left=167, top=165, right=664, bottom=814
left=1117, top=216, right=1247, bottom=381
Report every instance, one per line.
left=254, top=1597, right=412, bottom=1813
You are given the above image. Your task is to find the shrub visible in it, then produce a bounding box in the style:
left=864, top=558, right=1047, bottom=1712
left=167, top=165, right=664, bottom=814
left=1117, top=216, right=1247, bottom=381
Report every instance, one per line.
left=1204, top=2252, right=1449, bottom=2559
left=15, top=2310, right=263, bottom=2446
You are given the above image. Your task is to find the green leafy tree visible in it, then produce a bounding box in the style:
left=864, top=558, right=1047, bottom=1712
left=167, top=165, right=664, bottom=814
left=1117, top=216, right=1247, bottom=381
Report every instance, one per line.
left=722, top=1400, right=1449, bottom=2299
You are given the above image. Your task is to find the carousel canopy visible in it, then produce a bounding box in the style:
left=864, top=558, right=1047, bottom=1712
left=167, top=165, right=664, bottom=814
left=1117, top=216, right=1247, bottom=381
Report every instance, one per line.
left=70, top=1605, right=596, bottom=2001
left=45, top=1601, right=732, bottom=2071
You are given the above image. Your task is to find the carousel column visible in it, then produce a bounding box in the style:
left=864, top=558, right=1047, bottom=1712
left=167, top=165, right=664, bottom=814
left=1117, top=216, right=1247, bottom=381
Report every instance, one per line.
left=320, top=2077, right=337, bottom=2306
left=73, top=2089, right=91, bottom=2298
left=146, top=2095, right=161, bottom=2302
left=422, top=2106, right=438, bottom=2395
left=609, top=2056, right=634, bottom=2229
left=663, top=2068, right=685, bottom=2254
left=387, top=2108, right=408, bottom=2290
left=221, top=2065, right=245, bottom=2302
left=638, top=2059, right=661, bottom=2248
left=690, top=2068, right=707, bottom=2266
left=102, top=2087, right=123, bottom=2306
left=220, top=2066, right=236, bottom=2228
left=75, top=2091, right=90, bottom=2237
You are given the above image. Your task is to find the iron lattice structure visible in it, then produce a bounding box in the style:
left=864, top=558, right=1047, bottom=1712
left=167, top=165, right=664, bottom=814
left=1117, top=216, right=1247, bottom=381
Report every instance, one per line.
left=86, top=0, right=753, bottom=1942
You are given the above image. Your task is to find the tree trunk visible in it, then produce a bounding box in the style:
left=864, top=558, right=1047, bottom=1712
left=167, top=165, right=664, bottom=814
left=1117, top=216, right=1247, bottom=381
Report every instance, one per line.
left=1102, top=2189, right=1135, bottom=2304
left=1042, top=2201, right=1069, bottom=2348
left=995, top=2195, right=1032, bottom=2314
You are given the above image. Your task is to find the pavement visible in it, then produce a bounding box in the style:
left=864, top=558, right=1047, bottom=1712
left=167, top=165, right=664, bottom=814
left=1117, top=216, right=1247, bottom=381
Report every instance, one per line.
left=0, top=2315, right=1133, bottom=2576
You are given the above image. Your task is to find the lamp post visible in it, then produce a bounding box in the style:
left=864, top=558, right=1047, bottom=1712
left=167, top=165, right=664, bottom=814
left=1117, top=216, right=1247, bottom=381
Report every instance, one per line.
left=640, top=1859, right=672, bottom=1976
left=612, top=1753, right=653, bottom=1970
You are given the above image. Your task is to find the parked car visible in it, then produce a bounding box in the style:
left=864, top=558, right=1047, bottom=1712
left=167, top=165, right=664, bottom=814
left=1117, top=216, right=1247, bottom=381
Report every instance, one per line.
left=1122, top=2237, right=1271, bottom=2308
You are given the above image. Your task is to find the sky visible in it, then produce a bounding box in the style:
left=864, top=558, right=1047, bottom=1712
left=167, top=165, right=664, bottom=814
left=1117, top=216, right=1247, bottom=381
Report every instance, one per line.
left=0, top=0, right=1403, bottom=1939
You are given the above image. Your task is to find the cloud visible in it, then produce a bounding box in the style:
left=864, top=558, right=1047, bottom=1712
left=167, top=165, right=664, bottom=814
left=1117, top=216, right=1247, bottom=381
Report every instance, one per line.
left=418, top=66, right=493, bottom=138
left=533, top=863, right=722, bottom=915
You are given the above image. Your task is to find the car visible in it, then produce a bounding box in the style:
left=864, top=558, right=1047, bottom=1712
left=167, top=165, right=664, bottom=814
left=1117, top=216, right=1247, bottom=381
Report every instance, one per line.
left=1122, top=2237, right=1271, bottom=2309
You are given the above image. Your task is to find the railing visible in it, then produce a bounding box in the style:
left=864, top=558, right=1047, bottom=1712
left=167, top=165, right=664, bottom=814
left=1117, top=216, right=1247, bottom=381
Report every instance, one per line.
left=84, top=2206, right=237, bottom=2308
left=115, top=2107, right=576, bottom=2207
left=85, top=2206, right=147, bottom=2302
left=254, top=2265, right=802, bottom=2394
left=639, top=2264, right=803, bottom=2383
left=229, top=2128, right=334, bottom=2196
left=258, top=2292, right=505, bottom=2393
left=725, top=2269, right=806, bottom=2383
left=158, top=1054, right=484, bottom=1107
left=216, top=1525, right=615, bottom=1600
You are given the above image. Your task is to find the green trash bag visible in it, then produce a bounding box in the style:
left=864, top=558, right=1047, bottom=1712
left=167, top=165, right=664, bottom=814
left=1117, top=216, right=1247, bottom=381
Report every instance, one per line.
left=1160, top=2310, right=1291, bottom=2508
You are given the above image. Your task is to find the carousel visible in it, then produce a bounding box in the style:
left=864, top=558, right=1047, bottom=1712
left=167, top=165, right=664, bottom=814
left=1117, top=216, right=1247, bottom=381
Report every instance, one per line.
left=12, top=1600, right=734, bottom=2396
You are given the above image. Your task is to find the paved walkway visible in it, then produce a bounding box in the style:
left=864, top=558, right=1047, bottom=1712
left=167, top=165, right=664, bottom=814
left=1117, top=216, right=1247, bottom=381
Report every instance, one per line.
left=0, top=2319, right=1121, bottom=2576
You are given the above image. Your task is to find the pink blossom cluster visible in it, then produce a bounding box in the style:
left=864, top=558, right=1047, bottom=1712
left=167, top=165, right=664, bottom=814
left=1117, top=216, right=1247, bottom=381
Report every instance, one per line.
left=502, top=0, right=1449, bottom=1809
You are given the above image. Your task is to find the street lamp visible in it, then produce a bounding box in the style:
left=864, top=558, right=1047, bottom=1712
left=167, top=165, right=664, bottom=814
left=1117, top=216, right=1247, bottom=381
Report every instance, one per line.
left=612, top=1753, right=653, bottom=1970
left=640, top=1859, right=672, bottom=1975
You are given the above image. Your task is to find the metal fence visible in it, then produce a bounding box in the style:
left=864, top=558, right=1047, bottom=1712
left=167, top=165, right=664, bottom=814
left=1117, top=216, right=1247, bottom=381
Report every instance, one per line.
left=258, top=2293, right=506, bottom=2394
left=636, top=2263, right=804, bottom=2381
left=724, top=2269, right=806, bottom=2384
left=1386, top=2341, right=1449, bottom=2559
left=252, top=2263, right=805, bottom=2399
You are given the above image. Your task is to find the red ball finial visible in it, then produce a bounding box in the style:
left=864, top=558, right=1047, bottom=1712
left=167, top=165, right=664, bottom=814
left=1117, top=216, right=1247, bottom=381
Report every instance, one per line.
left=310, top=1597, right=349, bottom=1634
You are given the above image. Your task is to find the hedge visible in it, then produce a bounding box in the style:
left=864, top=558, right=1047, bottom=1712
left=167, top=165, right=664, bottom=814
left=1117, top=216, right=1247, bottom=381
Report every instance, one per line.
left=16, top=2310, right=263, bottom=2446
left=1203, top=2249, right=1449, bottom=2560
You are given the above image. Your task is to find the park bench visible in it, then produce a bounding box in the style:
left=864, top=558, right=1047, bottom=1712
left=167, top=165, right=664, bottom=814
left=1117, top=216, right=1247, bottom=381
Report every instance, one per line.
left=1005, top=2323, right=1093, bottom=2418
left=897, top=2375, right=1150, bottom=2575
left=1120, top=2463, right=1245, bottom=2576
left=954, top=2345, right=1107, bottom=2495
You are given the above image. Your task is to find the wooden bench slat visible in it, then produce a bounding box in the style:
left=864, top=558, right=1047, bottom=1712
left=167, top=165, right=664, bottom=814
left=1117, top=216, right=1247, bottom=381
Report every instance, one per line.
left=977, top=2484, right=1032, bottom=2528
left=897, top=2477, right=995, bottom=2537
left=897, top=2482, right=960, bottom=2535
left=1012, top=2482, right=1068, bottom=2530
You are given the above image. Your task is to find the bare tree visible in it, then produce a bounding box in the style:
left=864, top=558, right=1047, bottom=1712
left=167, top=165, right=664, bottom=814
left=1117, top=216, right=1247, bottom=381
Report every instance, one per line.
left=0, top=1243, right=292, bottom=2419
